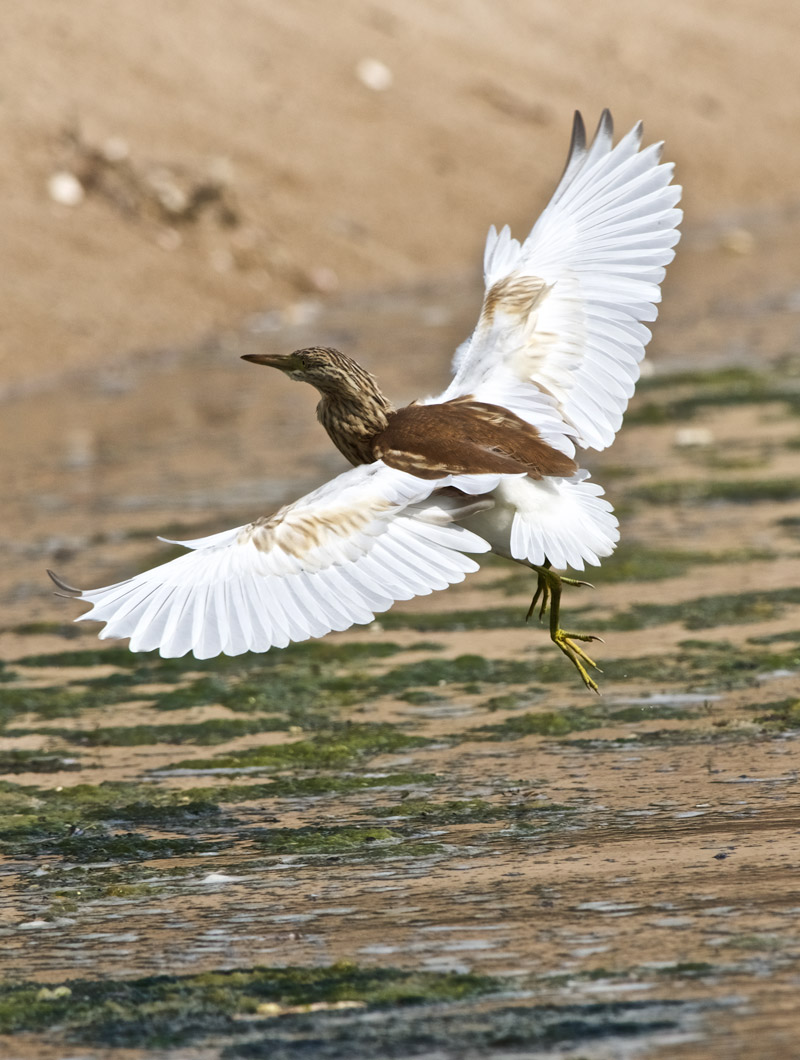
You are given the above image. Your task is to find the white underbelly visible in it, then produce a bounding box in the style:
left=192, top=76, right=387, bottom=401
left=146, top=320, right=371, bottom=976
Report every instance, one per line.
left=457, top=475, right=619, bottom=572
left=457, top=483, right=519, bottom=562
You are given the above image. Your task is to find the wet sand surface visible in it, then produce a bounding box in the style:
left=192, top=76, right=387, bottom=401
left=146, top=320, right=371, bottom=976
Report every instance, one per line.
left=2, top=203, right=800, bottom=1058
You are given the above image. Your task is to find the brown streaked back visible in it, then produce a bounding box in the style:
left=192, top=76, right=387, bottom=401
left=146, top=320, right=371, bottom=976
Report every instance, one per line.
left=372, top=399, right=577, bottom=480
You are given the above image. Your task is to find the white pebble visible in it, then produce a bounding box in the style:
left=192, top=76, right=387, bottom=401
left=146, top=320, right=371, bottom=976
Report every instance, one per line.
left=355, top=58, right=393, bottom=92
left=674, top=427, right=714, bottom=448
left=48, top=171, right=84, bottom=207
left=719, top=227, right=755, bottom=255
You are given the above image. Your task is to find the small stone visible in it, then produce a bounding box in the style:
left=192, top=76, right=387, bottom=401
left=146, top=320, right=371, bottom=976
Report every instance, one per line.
left=283, top=300, right=322, bottom=327
left=719, top=227, right=755, bottom=255
left=674, top=427, right=714, bottom=448
left=257, top=1002, right=283, bottom=1016
left=154, top=180, right=188, bottom=215
left=36, top=986, right=72, bottom=1001
left=48, top=171, right=84, bottom=207
left=355, top=58, right=393, bottom=92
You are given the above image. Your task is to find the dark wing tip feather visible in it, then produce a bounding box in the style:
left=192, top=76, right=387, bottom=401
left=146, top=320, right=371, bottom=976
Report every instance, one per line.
left=47, top=569, right=83, bottom=598
left=553, top=111, right=588, bottom=193
left=566, top=111, right=586, bottom=165
left=596, top=108, right=614, bottom=140
left=571, top=110, right=587, bottom=153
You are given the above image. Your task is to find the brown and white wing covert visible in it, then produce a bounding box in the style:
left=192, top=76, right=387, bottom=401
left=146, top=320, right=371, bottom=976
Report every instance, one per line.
left=437, top=110, right=682, bottom=452
left=52, top=462, right=503, bottom=659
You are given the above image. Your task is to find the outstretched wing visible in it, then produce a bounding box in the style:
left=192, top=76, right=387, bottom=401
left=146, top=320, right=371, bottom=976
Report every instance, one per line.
left=50, top=462, right=501, bottom=659
left=438, top=110, right=682, bottom=452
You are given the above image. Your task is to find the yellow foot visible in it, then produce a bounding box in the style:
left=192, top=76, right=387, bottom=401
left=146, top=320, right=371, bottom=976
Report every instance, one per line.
left=526, top=572, right=594, bottom=622
left=527, top=562, right=603, bottom=692
left=553, top=628, right=604, bottom=694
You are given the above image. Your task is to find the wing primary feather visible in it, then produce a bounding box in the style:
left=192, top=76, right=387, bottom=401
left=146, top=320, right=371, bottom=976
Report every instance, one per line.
left=552, top=110, right=587, bottom=199
left=128, top=583, right=177, bottom=652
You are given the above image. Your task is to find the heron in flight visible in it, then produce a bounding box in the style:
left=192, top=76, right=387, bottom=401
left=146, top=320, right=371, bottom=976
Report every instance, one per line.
left=51, top=111, right=681, bottom=691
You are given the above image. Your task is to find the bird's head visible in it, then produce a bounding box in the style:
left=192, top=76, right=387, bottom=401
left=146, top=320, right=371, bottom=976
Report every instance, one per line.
left=242, top=346, right=381, bottom=399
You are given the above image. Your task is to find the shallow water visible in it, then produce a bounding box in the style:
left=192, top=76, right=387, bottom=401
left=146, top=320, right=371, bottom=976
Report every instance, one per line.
left=2, top=210, right=800, bottom=1058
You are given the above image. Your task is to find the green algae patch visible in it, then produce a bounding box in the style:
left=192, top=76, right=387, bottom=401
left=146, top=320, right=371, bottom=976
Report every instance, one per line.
left=369, top=654, right=536, bottom=692
left=251, top=824, right=399, bottom=856
left=0, top=749, right=81, bottom=773
left=752, top=698, right=800, bottom=731
left=601, top=639, right=799, bottom=688
left=170, top=722, right=431, bottom=773
left=626, top=366, right=800, bottom=424
left=562, top=728, right=723, bottom=750
left=607, top=703, right=697, bottom=722
left=0, top=780, right=225, bottom=848
left=4, top=639, right=431, bottom=731
left=748, top=629, right=800, bottom=645
left=0, top=770, right=440, bottom=852
left=630, top=477, right=800, bottom=507
left=379, top=607, right=527, bottom=632
left=0, top=685, right=105, bottom=724
left=44, top=832, right=225, bottom=863
left=525, top=637, right=800, bottom=690
left=655, top=961, right=718, bottom=977
left=484, top=543, right=766, bottom=596
left=595, top=586, right=800, bottom=633
left=7, top=620, right=84, bottom=637
left=187, top=771, right=438, bottom=802
left=366, top=797, right=502, bottom=824
left=397, top=688, right=447, bottom=704
left=539, top=961, right=719, bottom=989
left=470, top=702, right=695, bottom=740
left=14, top=639, right=408, bottom=673
left=7, top=640, right=417, bottom=720
left=0, top=963, right=501, bottom=1047
left=17, top=714, right=292, bottom=747
left=594, top=544, right=766, bottom=583
left=13, top=645, right=146, bottom=670
left=475, top=708, right=607, bottom=739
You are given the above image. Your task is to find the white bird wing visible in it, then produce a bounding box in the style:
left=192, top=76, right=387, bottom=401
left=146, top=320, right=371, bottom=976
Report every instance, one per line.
left=54, top=461, right=503, bottom=659
left=437, top=110, right=682, bottom=452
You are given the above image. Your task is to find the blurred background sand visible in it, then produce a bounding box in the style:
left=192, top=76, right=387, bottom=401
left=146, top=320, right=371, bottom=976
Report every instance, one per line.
left=3, top=0, right=800, bottom=390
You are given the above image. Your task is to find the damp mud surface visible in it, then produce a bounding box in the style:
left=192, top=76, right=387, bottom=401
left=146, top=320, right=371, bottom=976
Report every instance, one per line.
left=4, top=170, right=800, bottom=1060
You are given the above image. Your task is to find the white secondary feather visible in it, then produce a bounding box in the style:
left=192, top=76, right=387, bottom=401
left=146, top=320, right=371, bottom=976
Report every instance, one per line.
left=461, top=471, right=619, bottom=573
left=439, top=109, right=682, bottom=451
left=67, top=461, right=503, bottom=659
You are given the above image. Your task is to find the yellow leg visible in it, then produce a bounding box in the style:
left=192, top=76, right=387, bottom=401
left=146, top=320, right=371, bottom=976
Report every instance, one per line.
left=528, top=562, right=603, bottom=693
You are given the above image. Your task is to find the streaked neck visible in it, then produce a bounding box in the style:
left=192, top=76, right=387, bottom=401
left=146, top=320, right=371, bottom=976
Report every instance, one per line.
left=315, top=363, right=395, bottom=466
